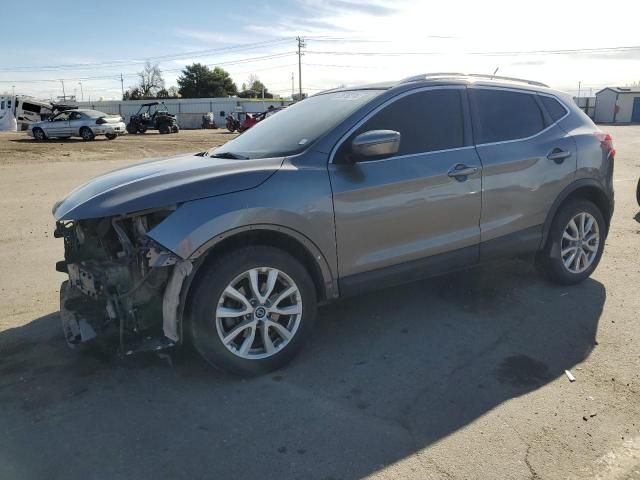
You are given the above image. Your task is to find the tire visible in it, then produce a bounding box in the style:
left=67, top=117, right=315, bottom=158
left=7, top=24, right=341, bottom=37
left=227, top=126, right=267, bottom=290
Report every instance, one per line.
left=137, top=126, right=148, bottom=134
left=32, top=128, right=46, bottom=141
left=159, top=123, right=170, bottom=134
left=636, top=177, right=640, bottom=207
left=536, top=199, right=606, bottom=285
left=105, top=133, right=117, bottom=140
left=80, top=127, right=95, bottom=141
left=172, top=125, right=179, bottom=134
left=126, top=123, right=137, bottom=134
left=189, top=246, right=317, bottom=375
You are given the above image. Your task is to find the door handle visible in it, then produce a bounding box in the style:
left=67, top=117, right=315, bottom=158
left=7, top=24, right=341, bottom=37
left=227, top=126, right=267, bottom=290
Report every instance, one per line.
left=547, top=149, right=572, bottom=163
left=448, top=164, right=479, bottom=180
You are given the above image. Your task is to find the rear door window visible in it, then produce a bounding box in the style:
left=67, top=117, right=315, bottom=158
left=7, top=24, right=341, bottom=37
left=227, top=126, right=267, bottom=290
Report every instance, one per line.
left=340, top=88, right=465, bottom=161
left=471, top=89, right=546, bottom=144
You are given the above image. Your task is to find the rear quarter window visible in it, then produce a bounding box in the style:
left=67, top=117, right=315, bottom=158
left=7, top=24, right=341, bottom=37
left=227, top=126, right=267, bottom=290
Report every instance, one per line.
left=471, top=89, right=546, bottom=144
left=540, top=95, right=568, bottom=122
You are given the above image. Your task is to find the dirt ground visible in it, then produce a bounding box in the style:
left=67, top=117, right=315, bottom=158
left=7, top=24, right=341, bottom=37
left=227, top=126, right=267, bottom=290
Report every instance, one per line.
left=0, top=127, right=638, bottom=480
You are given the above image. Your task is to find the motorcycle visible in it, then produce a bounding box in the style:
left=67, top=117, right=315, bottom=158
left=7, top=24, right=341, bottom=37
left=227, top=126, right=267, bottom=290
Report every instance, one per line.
left=226, top=115, right=241, bottom=133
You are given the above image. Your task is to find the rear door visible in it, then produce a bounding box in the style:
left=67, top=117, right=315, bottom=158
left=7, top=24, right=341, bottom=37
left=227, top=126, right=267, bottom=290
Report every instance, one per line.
left=469, top=87, right=577, bottom=256
left=329, top=87, right=483, bottom=293
left=68, top=111, right=85, bottom=136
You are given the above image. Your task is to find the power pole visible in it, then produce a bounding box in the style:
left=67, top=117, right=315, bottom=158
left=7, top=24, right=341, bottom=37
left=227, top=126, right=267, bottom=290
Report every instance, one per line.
left=296, top=36, right=305, bottom=99
left=120, top=73, right=125, bottom=99
left=78, top=81, right=84, bottom=102
left=60, top=80, right=66, bottom=101
left=577, top=80, right=581, bottom=99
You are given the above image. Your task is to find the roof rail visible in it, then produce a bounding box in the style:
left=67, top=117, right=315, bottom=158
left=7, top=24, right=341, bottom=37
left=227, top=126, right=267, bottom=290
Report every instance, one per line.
left=399, top=73, right=549, bottom=88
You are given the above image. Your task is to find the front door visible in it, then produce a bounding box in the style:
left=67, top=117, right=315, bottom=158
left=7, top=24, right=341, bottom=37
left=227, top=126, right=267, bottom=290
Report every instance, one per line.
left=328, top=87, right=482, bottom=294
left=47, top=111, right=72, bottom=137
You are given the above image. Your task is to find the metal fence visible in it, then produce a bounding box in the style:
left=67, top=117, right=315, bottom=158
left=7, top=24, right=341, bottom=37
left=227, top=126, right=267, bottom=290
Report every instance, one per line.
left=75, top=97, right=292, bottom=129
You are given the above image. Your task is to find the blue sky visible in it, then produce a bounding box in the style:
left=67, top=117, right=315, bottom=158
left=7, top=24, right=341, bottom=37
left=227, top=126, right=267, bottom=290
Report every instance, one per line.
left=1, top=0, right=639, bottom=99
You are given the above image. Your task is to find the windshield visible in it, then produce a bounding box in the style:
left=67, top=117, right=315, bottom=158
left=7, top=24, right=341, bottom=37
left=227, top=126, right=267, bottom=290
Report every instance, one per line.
left=211, top=89, right=383, bottom=159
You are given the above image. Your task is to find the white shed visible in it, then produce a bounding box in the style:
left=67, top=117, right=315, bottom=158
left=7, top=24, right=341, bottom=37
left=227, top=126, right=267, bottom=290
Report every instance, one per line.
left=594, top=87, right=640, bottom=123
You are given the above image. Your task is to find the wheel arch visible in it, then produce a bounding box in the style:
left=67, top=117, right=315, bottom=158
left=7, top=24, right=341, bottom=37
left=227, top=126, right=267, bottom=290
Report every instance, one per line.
left=172, top=225, right=338, bottom=343
left=541, top=179, right=613, bottom=248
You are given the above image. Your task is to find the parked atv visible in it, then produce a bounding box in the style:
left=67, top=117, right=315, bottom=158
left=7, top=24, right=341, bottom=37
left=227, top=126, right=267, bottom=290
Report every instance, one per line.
left=126, top=102, right=179, bottom=134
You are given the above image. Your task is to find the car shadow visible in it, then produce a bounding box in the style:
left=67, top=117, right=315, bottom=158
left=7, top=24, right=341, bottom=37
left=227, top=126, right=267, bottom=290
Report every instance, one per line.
left=0, top=260, right=604, bottom=480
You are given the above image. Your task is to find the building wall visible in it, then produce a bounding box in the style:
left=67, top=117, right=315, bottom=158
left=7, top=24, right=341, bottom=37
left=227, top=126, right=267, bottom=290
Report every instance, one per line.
left=75, top=97, right=292, bottom=129
left=594, top=89, right=617, bottom=123
left=616, top=94, right=640, bottom=123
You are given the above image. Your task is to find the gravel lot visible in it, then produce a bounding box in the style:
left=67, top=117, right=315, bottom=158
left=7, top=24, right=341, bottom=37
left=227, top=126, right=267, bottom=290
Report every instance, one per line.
left=0, top=127, right=638, bottom=480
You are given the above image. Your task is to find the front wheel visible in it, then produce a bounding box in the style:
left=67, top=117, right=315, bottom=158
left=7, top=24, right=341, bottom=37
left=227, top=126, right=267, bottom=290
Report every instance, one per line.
left=32, top=128, right=46, bottom=141
left=159, top=123, right=170, bottom=134
left=189, top=246, right=317, bottom=375
left=171, top=125, right=179, bottom=133
left=536, top=199, right=606, bottom=285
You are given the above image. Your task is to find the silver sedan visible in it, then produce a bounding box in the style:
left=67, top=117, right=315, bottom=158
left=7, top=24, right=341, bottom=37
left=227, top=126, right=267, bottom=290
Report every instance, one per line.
left=28, top=109, right=127, bottom=141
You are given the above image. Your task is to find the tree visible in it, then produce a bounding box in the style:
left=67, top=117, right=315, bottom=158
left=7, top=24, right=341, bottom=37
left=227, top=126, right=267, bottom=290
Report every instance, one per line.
left=177, top=63, right=238, bottom=98
left=136, top=62, right=165, bottom=98
left=167, top=86, right=180, bottom=98
left=123, top=87, right=143, bottom=101
left=238, top=75, right=273, bottom=99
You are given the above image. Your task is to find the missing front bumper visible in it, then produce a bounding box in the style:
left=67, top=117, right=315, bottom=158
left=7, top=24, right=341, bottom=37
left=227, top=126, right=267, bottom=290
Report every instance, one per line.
left=60, top=280, right=98, bottom=346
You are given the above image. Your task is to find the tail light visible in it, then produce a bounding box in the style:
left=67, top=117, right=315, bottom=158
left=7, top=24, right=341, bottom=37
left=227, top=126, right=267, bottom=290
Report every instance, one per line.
left=96, top=117, right=107, bottom=125
left=595, top=132, right=615, bottom=159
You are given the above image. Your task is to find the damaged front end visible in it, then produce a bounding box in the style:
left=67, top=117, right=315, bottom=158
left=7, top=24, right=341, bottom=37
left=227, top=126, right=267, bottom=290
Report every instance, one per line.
left=55, top=208, right=190, bottom=355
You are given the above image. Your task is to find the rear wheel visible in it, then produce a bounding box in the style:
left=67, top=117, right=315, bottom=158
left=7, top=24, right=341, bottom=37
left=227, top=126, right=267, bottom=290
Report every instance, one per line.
left=105, top=133, right=117, bottom=140
left=33, top=128, right=46, bottom=141
left=536, top=199, right=606, bottom=285
left=172, top=125, right=179, bottom=133
left=159, top=123, right=170, bottom=134
left=189, top=246, right=317, bottom=375
left=137, top=125, right=147, bottom=134
left=80, top=127, right=95, bottom=141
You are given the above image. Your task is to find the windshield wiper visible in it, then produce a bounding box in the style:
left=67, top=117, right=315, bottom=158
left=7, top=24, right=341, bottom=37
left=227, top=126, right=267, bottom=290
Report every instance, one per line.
left=210, top=152, right=248, bottom=159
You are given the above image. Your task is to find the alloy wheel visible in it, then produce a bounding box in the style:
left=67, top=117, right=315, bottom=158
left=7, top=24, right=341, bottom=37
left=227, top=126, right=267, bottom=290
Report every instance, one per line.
left=215, top=267, right=303, bottom=360
left=561, top=212, right=600, bottom=274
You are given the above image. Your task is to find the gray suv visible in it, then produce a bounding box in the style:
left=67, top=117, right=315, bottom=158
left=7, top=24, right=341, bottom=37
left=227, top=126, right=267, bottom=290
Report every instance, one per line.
left=53, top=73, right=615, bottom=375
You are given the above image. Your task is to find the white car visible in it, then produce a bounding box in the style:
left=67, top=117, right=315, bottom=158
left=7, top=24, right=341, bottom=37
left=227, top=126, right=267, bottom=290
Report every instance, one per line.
left=27, top=109, right=127, bottom=141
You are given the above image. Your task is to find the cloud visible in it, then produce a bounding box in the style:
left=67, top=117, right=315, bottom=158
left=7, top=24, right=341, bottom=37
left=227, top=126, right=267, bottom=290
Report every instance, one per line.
left=322, top=0, right=398, bottom=16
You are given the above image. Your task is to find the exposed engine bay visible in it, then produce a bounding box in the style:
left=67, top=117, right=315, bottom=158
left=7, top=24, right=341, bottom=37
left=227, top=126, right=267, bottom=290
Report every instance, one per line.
left=55, top=209, right=188, bottom=354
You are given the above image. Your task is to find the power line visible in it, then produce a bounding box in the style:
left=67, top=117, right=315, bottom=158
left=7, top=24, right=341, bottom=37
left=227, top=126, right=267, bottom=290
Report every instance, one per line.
left=0, top=38, right=293, bottom=73
left=0, top=53, right=296, bottom=83
left=305, top=44, right=640, bottom=57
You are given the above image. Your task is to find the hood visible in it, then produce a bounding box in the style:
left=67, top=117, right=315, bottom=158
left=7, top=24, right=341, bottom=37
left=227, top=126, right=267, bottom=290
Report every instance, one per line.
left=53, top=153, right=284, bottom=220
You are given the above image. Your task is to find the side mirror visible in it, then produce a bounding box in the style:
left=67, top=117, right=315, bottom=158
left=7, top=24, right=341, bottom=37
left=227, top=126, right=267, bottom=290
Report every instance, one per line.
left=351, top=130, right=401, bottom=160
